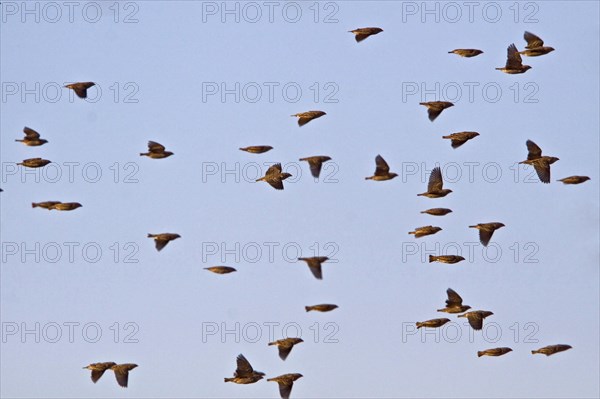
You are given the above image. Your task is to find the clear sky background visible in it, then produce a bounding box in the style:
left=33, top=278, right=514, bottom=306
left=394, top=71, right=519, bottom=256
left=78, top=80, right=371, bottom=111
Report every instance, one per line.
left=1, top=1, right=599, bottom=398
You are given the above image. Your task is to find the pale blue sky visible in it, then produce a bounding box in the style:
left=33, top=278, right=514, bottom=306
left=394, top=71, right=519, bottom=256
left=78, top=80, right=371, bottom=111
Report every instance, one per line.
left=1, top=1, right=599, bottom=398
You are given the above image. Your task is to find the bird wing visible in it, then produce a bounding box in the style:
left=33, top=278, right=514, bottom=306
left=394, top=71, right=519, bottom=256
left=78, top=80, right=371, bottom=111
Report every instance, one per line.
left=479, top=229, right=494, bottom=246
left=307, top=158, right=324, bottom=178
left=23, top=127, right=40, bottom=139
left=427, top=107, right=443, bottom=122
left=428, top=167, right=444, bottom=191
left=155, top=239, right=169, bottom=252
left=267, top=178, right=285, bottom=190
left=113, top=368, right=129, bottom=388
left=374, top=155, right=390, bottom=176
left=467, top=313, right=484, bottom=330
left=266, top=163, right=283, bottom=177
left=446, top=288, right=463, bottom=306
left=526, top=140, right=543, bottom=159
left=450, top=138, right=467, bottom=149
left=235, top=354, right=254, bottom=377
left=278, top=345, right=293, bottom=361
left=307, top=261, right=323, bottom=280
left=278, top=380, right=294, bottom=399
left=148, top=141, right=166, bottom=153
left=533, top=160, right=551, bottom=184
left=505, top=44, right=524, bottom=68
left=91, top=369, right=107, bottom=383
left=524, top=31, right=544, bottom=48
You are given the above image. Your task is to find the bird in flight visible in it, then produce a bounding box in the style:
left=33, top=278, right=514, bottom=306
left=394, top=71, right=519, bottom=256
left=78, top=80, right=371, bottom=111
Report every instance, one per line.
left=418, top=167, right=452, bottom=198
left=448, top=49, right=483, bottom=57
left=365, top=155, right=398, bottom=181
left=256, top=163, right=292, bottom=190
left=224, top=354, right=265, bottom=384
left=83, top=362, right=116, bottom=384
left=437, top=288, right=471, bottom=314
left=297, top=256, right=330, bottom=280
left=419, top=101, right=454, bottom=122
left=64, top=81, right=96, bottom=98
left=442, top=131, right=479, bottom=149
left=140, top=141, right=174, bottom=159
left=519, top=31, right=555, bottom=56
left=268, top=338, right=304, bottom=361
left=299, top=156, right=332, bottom=179
left=469, top=222, right=505, bottom=246
left=348, top=27, right=383, bottom=42
left=15, top=127, right=48, bottom=146
left=291, top=111, right=326, bottom=127
left=496, top=44, right=531, bottom=74
left=519, top=140, right=559, bottom=183
left=148, top=233, right=181, bottom=251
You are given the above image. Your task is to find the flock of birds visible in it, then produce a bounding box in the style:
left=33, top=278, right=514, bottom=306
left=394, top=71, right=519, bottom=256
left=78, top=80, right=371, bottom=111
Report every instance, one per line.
left=7, top=26, right=588, bottom=398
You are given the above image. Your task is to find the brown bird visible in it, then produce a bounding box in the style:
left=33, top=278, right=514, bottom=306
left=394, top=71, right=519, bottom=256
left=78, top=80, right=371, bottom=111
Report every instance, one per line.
left=438, top=288, right=471, bottom=314
left=268, top=373, right=303, bottom=399
left=348, top=27, right=383, bottom=42
left=256, top=163, right=292, bottom=190
left=298, top=256, right=329, bottom=280
left=224, top=354, right=265, bottom=384
left=305, top=304, right=338, bottom=312
left=148, top=233, right=181, bottom=251
left=32, top=201, right=61, bottom=210
left=429, top=255, right=465, bottom=264
left=419, top=101, right=454, bottom=122
left=469, top=222, right=505, bottom=246
left=299, top=156, right=332, bottom=178
left=110, top=363, right=138, bottom=388
left=204, top=266, right=237, bottom=274
left=15, top=127, right=48, bottom=146
left=442, top=131, right=479, bottom=149
left=448, top=49, right=483, bottom=58
left=420, top=208, right=453, bottom=216
left=458, top=310, right=494, bottom=330
left=268, top=338, right=304, bottom=361
left=531, top=344, right=572, bottom=356
left=519, top=31, right=555, bottom=56
left=291, top=110, right=326, bottom=127
left=64, top=82, right=96, bottom=98
left=416, top=318, right=451, bottom=329
left=365, top=154, right=398, bottom=181
left=557, top=176, right=590, bottom=185
left=140, top=141, right=174, bottom=159
left=418, top=167, right=452, bottom=198
left=50, top=202, right=82, bottom=211
left=478, top=347, right=513, bottom=357
left=496, top=43, right=531, bottom=74
left=408, top=225, right=442, bottom=238
left=519, top=140, right=559, bottom=183
left=17, top=158, right=51, bottom=168
left=83, top=362, right=116, bottom=383
left=239, top=146, right=273, bottom=154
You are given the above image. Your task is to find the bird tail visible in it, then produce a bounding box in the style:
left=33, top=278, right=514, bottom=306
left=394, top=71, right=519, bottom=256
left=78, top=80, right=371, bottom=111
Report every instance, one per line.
left=416, top=322, right=423, bottom=329
left=531, top=350, right=538, bottom=355
left=365, top=177, right=372, bottom=180
left=436, top=308, right=445, bottom=313
left=477, top=351, right=484, bottom=357
left=494, top=68, right=503, bottom=70
left=224, top=378, right=233, bottom=383
left=147, top=234, right=155, bottom=238
left=468, top=225, right=477, bottom=228
left=408, top=231, right=415, bottom=235
left=139, top=153, right=146, bottom=156
left=256, top=177, right=265, bottom=182
left=32, top=203, right=38, bottom=208
left=268, top=341, right=275, bottom=346
left=418, top=102, right=427, bottom=106
left=428, top=255, right=436, bottom=263
left=305, top=306, right=312, bottom=312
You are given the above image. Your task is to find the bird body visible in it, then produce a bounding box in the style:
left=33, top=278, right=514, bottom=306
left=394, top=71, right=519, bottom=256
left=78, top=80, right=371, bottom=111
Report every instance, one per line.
left=418, top=167, right=452, bottom=197
left=349, top=27, right=383, bottom=42
left=416, top=318, right=450, bottom=329
left=442, top=131, right=479, bottom=149
left=557, top=176, right=590, bottom=185
left=291, top=110, right=326, bottom=126
left=239, top=146, right=273, bottom=154
left=458, top=310, right=494, bottom=330
left=268, top=373, right=303, bottom=399
left=50, top=202, right=82, bottom=211
left=448, top=49, right=483, bottom=57
left=83, top=362, right=116, bottom=383
left=519, top=31, right=555, bottom=56
left=305, top=304, right=338, bottom=312
left=204, top=266, right=237, bottom=274
left=140, top=141, right=173, bottom=158
left=532, top=344, right=572, bottom=356
left=299, top=156, right=332, bottom=178
left=17, top=158, right=52, bottom=168
left=256, top=163, right=292, bottom=190
left=421, top=208, right=453, bottom=216
left=365, top=155, right=398, bottom=181
left=496, top=43, right=531, bottom=74
left=437, top=288, right=471, bottom=313
left=224, top=354, right=265, bottom=384
left=469, top=222, right=505, bottom=246
left=15, top=127, right=47, bottom=146
left=519, top=140, right=559, bottom=183
left=148, top=233, right=181, bottom=251
left=65, top=81, right=95, bottom=98
left=268, top=338, right=304, bottom=361
left=478, top=347, right=513, bottom=357
left=420, top=101, right=454, bottom=121
left=298, top=256, right=329, bottom=280
left=409, top=225, right=442, bottom=238
left=429, top=255, right=465, bottom=264
left=32, top=201, right=61, bottom=210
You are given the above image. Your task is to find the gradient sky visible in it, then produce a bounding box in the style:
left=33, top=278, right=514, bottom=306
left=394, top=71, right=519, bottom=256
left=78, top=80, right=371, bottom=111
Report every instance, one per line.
left=1, top=1, right=599, bottom=398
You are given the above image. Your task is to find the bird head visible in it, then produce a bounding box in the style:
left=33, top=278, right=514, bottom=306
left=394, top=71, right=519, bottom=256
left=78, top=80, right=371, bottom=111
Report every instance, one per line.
left=546, top=47, right=555, bottom=53
left=523, top=65, right=532, bottom=71
left=390, top=173, right=399, bottom=178
left=281, top=173, right=293, bottom=180
left=547, top=157, right=559, bottom=164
